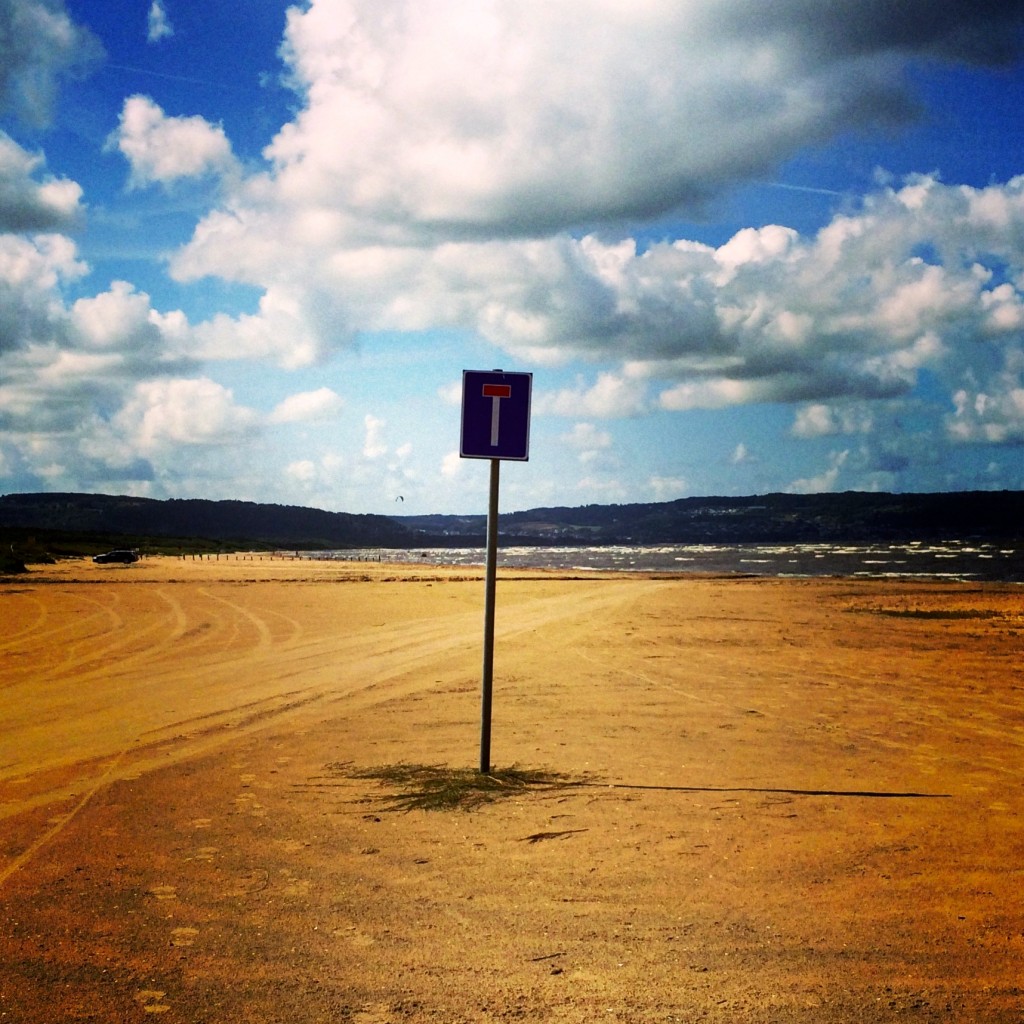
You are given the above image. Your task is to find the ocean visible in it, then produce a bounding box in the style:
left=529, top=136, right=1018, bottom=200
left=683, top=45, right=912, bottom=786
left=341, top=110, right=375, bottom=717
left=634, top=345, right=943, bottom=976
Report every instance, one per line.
left=312, top=540, right=1024, bottom=583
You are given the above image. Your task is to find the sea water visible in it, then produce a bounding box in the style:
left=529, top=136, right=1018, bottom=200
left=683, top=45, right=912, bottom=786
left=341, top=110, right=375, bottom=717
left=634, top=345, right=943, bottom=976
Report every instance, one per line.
left=310, top=540, right=1024, bottom=583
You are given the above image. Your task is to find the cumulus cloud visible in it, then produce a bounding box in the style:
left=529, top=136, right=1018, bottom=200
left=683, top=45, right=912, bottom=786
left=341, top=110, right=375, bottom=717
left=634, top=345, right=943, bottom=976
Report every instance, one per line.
left=0, top=231, right=85, bottom=356
left=788, top=450, right=850, bottom=494
left=172, top=171, right=1024, bottom=441
left=539, top=371, right=649, bottom=419
left=162, top=0, right=1024, bottom=428
left=0, top=0, right=100, bottom=126
left=260, top=0, right=1024, bottom=240
left=269, top=387, right=344, bottom=423
left=440, top=450, right=462, bottom=478
left=949, top=384, right=1024, bottom=445
left=0, top=238, right=221, bottom=488
left=71, top=280, right=164, bottom=353
left=0, top=132, right=82, bottom=230
left=8, top=0, right=1024, bottom=498
left=791, top=403, right=875, bottom=438
left=109, top=95, right=236, bottom=188
left=104, top=378, right=259, bottom=455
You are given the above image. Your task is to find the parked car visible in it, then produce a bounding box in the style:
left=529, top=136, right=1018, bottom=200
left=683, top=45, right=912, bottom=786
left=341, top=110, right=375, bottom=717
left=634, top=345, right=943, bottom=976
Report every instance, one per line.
left=93, top=549, right=139, bottom=564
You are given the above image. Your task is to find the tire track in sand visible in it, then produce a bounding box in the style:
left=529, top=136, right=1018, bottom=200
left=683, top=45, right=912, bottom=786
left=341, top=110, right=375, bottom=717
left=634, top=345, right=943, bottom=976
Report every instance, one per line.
left=1, top=579, right=651, bottom=819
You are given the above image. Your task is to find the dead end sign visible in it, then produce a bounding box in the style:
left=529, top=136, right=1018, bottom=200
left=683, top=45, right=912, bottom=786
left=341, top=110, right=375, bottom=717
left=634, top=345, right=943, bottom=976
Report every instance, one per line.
left=460, top=370, right=532, bottom=461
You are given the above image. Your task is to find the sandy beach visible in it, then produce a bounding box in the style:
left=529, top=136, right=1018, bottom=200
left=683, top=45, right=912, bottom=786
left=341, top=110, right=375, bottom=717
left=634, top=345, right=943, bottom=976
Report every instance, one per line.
left=1, top=556, right=1022, bottom=1022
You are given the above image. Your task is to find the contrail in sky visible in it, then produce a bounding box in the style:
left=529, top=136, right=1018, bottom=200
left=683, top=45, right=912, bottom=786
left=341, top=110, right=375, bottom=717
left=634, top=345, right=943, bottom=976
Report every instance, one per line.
left=105, top=63, right=246, bottom=92
left=762, top=181, right=846, bottom=197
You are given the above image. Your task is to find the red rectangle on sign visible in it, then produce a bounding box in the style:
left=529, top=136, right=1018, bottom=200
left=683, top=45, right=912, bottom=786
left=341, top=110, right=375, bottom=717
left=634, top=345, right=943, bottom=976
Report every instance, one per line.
left=482, top=384, right=512, bottom=398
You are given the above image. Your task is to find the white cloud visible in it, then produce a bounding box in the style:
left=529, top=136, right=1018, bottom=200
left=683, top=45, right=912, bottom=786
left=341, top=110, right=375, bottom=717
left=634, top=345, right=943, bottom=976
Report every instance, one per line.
left=658, top=377, right=782, bottom=411
left=562, top=422, right=611, bottom=449
left=147, top=0, right=173, bottom=43
left=363, top=413, right=387, bottom=458
left=0, top=0, right=100, bottom=127
left=437, top=379, right=463, bottom=406
left=714, top=225, right=799, bottom=285
left=170, top=173, right=1024, bottom=420
left=561, top=421, right=612, bottom=465
left=572, top=475, right=628, bottom=501
left=286, top=458, right=317, bottom=483
left=540, top=371, right=648, bottom=419
left=109, top=96, right=236, bottom=188
left=269, top=387, right=344, bottom=424
left=791, top=403, right=874, bottom=439
left=260, top=0, right=1024, bottom=241
left=0, top=132, right=82, bottom=230
left=788, top=450, right=850, bottom=494
left=791, top=404, right=838, bottom=439
left=948, top=385, right=1024, bottom=445
left=190, top=286, right=327, bottom=368
left=649, top=474, right=687, bottom=501
left=0, top=232, right=86, bottom=356
left=441, top=450, right=462, bottom=478
left=111, top=378, right=259, bottom=453
left=6, top=0, right=1024, bottom=503
left=157, top=0, right=1024, bottom=429
left=71, top=280, right=162, bottom=352
left=0, top=260, right=191, bottom=453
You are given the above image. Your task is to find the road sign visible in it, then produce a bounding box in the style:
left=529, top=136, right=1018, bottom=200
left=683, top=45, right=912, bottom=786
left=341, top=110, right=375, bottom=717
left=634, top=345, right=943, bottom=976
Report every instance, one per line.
left=458, top=368, right=533, bottom=773
left=460, top=369, right=532, bottom=461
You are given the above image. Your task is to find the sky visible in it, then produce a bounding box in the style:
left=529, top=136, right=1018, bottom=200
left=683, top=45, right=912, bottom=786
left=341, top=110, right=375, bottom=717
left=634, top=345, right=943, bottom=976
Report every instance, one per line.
left=2, top=1, right=1024, bottom=516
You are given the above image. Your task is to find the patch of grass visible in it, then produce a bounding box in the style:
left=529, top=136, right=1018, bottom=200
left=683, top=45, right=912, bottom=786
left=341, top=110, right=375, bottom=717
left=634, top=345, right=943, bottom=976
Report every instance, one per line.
left=327, top=761, right=587, bottom=812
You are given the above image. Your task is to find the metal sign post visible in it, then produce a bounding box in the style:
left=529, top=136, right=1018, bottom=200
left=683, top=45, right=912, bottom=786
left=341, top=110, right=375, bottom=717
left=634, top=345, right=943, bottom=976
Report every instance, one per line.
left=479, top=457, right=500, bottom=773
left=460, top=369, right=532, bottom=773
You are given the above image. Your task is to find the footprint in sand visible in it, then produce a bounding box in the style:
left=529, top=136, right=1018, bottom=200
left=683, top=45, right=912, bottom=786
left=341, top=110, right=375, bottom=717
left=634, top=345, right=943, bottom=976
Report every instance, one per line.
left=233, top=792, right=267, bottom=817
left=171, top=926, right=199, bottom=948
left=223, top=869, right=269, bottom=897
left=135, top=990, right=171, bottom=1014
left=333, top=926, right=376, bottom=948
left=274, top=838, right=310, bottom=854
left=148, top=884, right=177, bottom=901
left=185, top=846, right=219, bottom=863
left=352, top=1004, right=392, bottom=1023
left=279, top=869, right=311, bottom=897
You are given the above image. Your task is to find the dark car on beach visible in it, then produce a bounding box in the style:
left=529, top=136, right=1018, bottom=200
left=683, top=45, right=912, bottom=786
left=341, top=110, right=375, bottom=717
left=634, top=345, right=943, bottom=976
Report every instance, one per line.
left=93, top=549, right=139, bottom=564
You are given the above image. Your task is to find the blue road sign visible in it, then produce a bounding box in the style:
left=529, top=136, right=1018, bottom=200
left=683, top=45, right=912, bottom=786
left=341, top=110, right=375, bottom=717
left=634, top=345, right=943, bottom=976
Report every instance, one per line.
left=460, top=369, right=532, bottom=461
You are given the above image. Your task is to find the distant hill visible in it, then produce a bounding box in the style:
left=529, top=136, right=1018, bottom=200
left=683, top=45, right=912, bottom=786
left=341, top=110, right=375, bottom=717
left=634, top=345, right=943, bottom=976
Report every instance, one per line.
left=396, top=490, right=1024, bottom=545
left=1, top=490, right=1021, bottom=559
left=0, top=492, right=413, bottom=552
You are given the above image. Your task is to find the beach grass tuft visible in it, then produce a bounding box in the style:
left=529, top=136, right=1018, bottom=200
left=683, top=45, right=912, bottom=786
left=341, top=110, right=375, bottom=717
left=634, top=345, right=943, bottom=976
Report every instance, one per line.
left=329, top=762, right=585, bottom=812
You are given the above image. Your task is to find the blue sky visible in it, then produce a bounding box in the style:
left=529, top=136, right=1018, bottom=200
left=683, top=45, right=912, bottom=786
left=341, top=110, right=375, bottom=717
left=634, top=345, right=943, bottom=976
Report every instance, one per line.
left=2, top=1, right=1024, bottom=515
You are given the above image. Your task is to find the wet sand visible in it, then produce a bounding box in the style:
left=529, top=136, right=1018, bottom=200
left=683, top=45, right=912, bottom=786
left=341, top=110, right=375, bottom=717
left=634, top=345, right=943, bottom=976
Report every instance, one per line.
left=1, top=557, right=1022, bottom=1022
